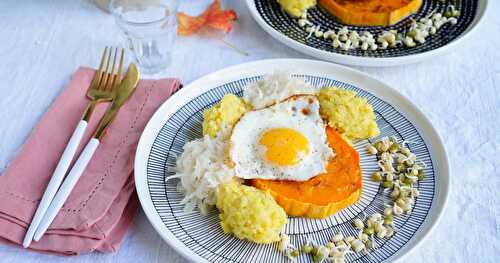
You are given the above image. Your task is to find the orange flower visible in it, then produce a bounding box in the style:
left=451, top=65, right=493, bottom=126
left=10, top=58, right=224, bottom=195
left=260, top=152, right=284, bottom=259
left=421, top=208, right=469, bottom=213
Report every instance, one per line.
left=177, top=0, right=238, bottom=36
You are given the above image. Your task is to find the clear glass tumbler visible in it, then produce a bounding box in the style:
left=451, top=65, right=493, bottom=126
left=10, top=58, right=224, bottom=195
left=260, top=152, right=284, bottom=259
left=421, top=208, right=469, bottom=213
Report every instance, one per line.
left=110, top=0, right=178, bottom=75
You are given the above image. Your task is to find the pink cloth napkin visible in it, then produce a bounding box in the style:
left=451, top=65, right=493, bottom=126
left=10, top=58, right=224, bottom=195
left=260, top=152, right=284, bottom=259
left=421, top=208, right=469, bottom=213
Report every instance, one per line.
left=0, top=67, right=181, bottom=255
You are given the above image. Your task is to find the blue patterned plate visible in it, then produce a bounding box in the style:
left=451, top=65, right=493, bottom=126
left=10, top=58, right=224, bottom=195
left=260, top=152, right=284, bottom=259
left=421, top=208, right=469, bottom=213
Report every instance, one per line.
left=134, top=59, right=449, bottom=262
left=246, top=0, right=487, bottom=66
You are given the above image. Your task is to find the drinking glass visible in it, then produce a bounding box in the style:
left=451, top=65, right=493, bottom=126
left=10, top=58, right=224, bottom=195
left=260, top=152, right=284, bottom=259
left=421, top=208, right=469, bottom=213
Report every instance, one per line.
left=110, top=0, right=178, bottom=74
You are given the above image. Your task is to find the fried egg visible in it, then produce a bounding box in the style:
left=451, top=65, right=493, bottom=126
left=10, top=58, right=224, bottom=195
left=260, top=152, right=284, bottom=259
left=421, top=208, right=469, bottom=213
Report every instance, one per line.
left=230, top=95, right=334, bottom=181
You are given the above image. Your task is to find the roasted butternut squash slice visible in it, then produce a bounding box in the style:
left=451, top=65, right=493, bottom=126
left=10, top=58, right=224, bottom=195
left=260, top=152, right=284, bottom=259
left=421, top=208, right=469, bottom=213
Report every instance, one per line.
left=250, top=127, right=362, bottom=219
left=319, top=0, right=423, bottom=26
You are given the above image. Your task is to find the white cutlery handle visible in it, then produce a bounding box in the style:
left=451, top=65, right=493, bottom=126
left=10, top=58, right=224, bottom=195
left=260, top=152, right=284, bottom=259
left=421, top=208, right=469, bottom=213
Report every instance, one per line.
left=22, top=120, right=88, bottom=248
left=32, top=138, right=100, bottom=242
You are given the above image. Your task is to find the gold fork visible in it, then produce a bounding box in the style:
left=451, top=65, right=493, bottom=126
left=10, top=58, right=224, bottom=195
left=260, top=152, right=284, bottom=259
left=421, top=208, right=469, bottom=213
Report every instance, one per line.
left=82, top=47, right=125, bottom=121
left=22, top=47, right=125, bottom=248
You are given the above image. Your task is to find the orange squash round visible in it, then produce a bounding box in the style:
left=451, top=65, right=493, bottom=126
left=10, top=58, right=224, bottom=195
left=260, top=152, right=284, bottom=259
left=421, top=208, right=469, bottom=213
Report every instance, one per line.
left=319, top=0, right=423, bottom=26
left=250, top=127, right=362, bottom=219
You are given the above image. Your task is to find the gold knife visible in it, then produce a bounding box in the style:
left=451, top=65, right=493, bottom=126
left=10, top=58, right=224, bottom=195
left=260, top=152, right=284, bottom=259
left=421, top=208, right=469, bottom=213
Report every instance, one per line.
left=32, top=63, right=141, bottom=242
left=94, top=63, right=140, bottom=140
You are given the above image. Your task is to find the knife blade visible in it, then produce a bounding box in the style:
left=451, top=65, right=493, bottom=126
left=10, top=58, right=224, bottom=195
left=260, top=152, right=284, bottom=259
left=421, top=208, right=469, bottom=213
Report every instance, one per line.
left=94, top=63, right=140, bottom=140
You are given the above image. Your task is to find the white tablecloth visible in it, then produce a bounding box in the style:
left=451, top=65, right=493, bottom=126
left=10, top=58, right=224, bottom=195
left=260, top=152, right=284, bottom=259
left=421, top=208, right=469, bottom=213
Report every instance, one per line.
left=0, top=0, right=498, bottom=262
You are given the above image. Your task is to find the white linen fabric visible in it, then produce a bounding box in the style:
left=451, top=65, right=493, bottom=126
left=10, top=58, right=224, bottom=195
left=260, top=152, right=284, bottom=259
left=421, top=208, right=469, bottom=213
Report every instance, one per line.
left=0, top=0, right=498, bottom=262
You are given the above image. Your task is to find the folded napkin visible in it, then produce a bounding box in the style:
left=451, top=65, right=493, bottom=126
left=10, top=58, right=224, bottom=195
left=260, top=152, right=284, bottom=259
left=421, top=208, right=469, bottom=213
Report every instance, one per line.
left=0, top=67, right=181, bottom=255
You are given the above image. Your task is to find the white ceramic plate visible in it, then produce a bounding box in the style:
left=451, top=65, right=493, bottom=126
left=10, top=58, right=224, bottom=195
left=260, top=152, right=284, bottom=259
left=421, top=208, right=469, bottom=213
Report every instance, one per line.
left=245, top=0, right=488, bottom=67
left=135, top=59, right=449, bottom=262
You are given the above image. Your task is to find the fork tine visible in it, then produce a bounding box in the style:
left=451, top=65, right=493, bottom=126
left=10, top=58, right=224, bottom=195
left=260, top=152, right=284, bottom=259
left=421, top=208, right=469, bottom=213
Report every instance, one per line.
left=89, top=47, right=108, bottom=89
left=115, top=48, right=125, bottom=87
left=106, top=47, right=119, bottom=90
left=100, top=46, right=113, bottom=90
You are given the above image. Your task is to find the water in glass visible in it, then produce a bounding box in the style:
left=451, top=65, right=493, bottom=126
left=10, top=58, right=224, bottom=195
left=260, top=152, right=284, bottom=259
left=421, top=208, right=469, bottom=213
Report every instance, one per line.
left=111, top=0, right=178, bottom=74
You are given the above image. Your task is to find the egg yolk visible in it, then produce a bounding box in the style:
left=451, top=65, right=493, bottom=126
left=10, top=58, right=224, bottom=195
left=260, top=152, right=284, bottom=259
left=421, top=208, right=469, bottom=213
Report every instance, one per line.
left=259, top=128, right=310, bottom=166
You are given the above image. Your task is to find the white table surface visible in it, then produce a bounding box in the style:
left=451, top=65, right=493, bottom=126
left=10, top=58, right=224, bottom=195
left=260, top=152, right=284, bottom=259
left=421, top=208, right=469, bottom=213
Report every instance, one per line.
left=0, top=0, right=499, bottom=262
